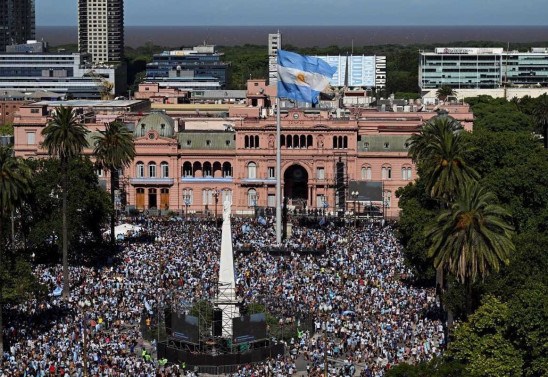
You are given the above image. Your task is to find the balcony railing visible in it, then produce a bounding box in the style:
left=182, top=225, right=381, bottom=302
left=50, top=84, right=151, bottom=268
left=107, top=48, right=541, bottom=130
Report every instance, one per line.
left=181, top=176, right=233, bottom=183
left=129, top=177, right=174, bottom=185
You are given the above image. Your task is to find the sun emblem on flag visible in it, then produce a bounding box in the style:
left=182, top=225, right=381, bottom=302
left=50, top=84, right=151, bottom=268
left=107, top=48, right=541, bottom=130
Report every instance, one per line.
left=296, top=72, right=307, bottom=84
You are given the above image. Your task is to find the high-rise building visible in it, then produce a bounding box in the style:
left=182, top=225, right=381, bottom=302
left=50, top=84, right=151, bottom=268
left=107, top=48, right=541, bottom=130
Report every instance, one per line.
left=0, top=0, right=35, bottom=52
left=268, top=32, right=281, bottom=86
left=78, top=0, right=124, bottom=63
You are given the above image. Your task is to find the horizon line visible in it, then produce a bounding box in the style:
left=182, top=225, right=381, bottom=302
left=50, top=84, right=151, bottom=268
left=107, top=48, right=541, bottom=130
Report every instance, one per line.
left=37, top=24, right=548, bottom=28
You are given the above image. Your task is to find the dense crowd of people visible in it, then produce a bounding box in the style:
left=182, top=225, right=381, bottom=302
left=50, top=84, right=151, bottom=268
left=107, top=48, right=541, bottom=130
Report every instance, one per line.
left=1, top=215, right=444, bottom=376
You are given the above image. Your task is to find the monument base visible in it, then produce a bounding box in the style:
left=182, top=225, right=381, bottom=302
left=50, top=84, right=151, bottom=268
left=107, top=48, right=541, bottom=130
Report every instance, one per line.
left=158, top=339, right=285, bottom=372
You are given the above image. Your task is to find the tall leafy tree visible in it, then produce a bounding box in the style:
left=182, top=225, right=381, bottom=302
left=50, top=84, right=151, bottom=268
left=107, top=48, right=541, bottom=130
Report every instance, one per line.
left=0, top=147, right=31, bottom=352
left=426, top=182, right=515, bottom=313
left=436, top=85, right=456, bottom=102
left=92, top=121, right=135, bottom=245
left=41, top=106, right=89, bottom=300
left=409, top=116, right=479, bottom=202
left=533, top=93, right=548, bottom=149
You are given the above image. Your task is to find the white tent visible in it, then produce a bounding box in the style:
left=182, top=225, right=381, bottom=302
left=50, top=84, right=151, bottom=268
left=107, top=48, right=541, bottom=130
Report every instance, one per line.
left=104, top=223, right=143, bottom=239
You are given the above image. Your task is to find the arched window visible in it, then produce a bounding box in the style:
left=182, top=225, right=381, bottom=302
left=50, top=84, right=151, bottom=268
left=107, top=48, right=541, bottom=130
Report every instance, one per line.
left=202, top=189, right=213, bottom=205
left=361, top=166, right=372, bottom=180
left=222, top=162, right=232, bottom=178
left=247, top=162, right=257, bottom=179
left=182, top=161, right=192, bottom=177
left=203, top=161, right=212, bottom=177
left=381, top=165, right=392, bottom=180
left=307, top=135, right=313, bottom=148
left=213, top=161, right=222, bottom=177
left=287, top=136, right=293, bottom=148
left=247, top=188, right=258, bottom=207
left=222, top=189, right=232, bottom=204
left=293, top=135, right=299, bottom=148
left=384, top=191, right=392, bottom=208
left=182, top=188, right=193, bottom=204
left=333, top=136, right=338, bottom=149
left=140, top=124, right=145, bottom=137
left=244, top=135, right=249, bottom=148
left=148, top=162, right=156, bottom=178
left=255, top=135, right=260, bottom=148
left=343, top=136, right=348, bottom=149
left=160, top=124, right=166, bottom=137
left=280, top=135, right=285, bottom=147
left=161, top=162, right=169, bottom=178
left=300, top=135, right=306, bottom=148
left=136, top=162, right=144, bottom=178
left=193, top=161, right=202, bottom=177
left=401, top=166, right=412, bottom=180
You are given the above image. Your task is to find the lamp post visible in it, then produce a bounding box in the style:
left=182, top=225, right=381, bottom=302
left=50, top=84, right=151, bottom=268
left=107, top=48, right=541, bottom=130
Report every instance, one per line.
left=351, top=190, right=359, bottom=228
left=79, top=299, right=91, bottom=377
left=319, top=304, right=329, bottom=377
left=213, top=188, right=220, bottom=220
left=253, top=193, right=259, bottom=218
left=184, top=198, right=190, bottom=220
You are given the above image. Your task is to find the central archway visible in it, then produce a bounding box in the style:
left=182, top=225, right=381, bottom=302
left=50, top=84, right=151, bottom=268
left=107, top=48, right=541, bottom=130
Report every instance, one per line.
left=284, top=164, right=308, bottom=205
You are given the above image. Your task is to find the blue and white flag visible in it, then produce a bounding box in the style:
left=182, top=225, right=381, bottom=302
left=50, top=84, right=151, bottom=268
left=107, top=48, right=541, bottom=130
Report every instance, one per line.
left=277, top=50, right=337, bottom=104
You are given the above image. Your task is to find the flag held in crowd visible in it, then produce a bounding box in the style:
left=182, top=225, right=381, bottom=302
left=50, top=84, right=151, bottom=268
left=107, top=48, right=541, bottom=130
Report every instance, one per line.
left=277, top=50, right=337, bottom=104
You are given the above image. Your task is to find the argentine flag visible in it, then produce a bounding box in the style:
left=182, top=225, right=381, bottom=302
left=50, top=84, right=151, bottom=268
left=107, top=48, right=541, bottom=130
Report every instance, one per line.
left=277, top=50, right=337, bottom=104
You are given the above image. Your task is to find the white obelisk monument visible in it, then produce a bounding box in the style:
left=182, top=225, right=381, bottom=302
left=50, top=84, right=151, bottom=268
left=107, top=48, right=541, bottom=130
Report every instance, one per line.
left=217, top=199, right=239, bottom=338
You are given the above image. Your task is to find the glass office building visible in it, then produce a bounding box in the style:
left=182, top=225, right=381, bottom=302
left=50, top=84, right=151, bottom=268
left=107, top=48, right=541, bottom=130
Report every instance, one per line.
left=146, top=45, right=230, bottom=88
left=419, top=47, right=548, bottom=90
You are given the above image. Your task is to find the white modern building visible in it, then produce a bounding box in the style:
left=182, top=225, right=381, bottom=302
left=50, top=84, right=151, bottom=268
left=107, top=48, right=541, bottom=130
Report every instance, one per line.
left=78, top=0, right=124, bottom=63
left=0, top=49, right=125, bottom=98
left=268, top=32, right=282, bottom=86
left=419, top=47, right=548, bottom=91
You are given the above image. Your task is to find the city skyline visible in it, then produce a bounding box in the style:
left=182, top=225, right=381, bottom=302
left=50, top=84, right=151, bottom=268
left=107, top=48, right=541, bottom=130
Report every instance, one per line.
left=37, top=0, right=548, bottom=27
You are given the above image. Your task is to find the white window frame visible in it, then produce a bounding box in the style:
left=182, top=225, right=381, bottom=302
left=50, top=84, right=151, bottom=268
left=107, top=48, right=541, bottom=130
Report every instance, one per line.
left=382, top=166, right=392, bottom=180
left=361, top=166, right=372, bottom=180
left=136, top=163, right=144, bottom=178
left=316, top=167, right=325, bottom=180
left=26, top=132, right=36, bottom=145
left=248, top=189, right=258, bottom=207
left=161, top=162, right=169, bottom=178
left=182, top=189, right=193, bottom=205
left=247, top=162, right=257, bottom=179
left=148, top=163, right=157, bottom=178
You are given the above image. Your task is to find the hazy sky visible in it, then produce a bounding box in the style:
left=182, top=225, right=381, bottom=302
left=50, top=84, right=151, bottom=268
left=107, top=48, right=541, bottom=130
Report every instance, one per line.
left=37, top=0, right=548, bottom=26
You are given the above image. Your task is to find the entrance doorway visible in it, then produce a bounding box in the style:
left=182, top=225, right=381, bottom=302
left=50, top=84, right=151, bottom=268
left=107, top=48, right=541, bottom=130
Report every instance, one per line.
left=148, top=188, right=157, bottom=209
left=160, top=188, right=169, bottom=210
left=136, top=188, right=145, bottom=210
left=284, top=164, right=308, bottom=207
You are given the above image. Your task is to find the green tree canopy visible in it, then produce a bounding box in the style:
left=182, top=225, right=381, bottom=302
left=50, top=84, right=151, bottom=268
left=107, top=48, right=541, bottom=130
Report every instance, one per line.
left=447, top=296, right=524, bottom=377
left=408, top=116, right=479, bottom=201
left=93, top=121, right=136, bottom=245
left=426, top=182, right=514, bottom=286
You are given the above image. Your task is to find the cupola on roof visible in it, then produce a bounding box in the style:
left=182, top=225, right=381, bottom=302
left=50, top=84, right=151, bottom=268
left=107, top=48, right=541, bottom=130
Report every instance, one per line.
left=135, top=111, right=175, bottom=138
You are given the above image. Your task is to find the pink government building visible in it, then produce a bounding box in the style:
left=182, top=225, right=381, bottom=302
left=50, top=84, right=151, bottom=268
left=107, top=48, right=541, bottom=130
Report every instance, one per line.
left=13, top=79, right=473, bottom=218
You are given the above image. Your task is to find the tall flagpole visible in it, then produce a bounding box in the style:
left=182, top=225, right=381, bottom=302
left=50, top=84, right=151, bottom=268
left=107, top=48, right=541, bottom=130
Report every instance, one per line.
left=275, top=97, right=282, bottom=245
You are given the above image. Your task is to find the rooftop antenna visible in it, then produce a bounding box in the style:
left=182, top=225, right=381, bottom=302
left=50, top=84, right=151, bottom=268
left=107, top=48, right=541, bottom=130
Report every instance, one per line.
left=351, top=39, right=354, bottom=55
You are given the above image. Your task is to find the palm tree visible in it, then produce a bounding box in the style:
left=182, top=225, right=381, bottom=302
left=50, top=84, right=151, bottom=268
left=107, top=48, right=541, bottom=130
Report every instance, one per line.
left=408, top=116, right=479, bottom=202
left=41, top=106, right=89, bottom=300
left=533, top=93, right=548, bottom=149
left=92, top=121, right=135, bottom=246
left=436, top=85, right=456, bottom=102
left=0, top=147, right=31, bottom=353
left=426, top=182, right=515, bottom=314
